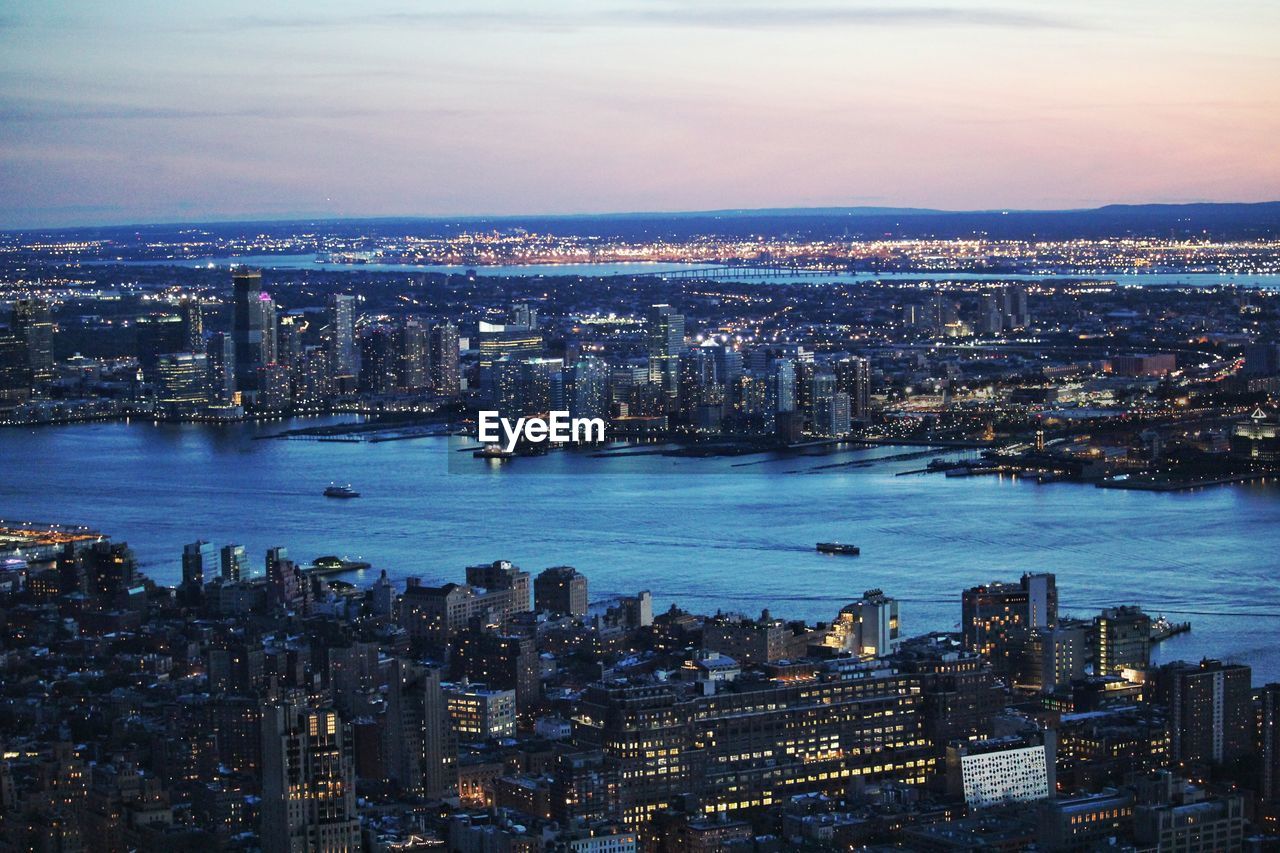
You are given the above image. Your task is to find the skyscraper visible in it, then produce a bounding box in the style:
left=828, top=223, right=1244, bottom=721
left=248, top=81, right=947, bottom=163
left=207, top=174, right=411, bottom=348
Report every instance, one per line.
left=261, top=702, right=360, bottom=852
left=328, top=294, right=357, bottom=388
left=396, top=318, right=429, bottom=392
left=232, top=270, right=266, bottom=390
left=647, top=304, right=685, bottom=409
left=834, top=355, right=871, bottom=422
left=220, top=544, right=245, bottom=582
left=11, top=298, right=54, bottom=382
left=206, top=332, right=236, bottom=404
left=181, top=540, right=215, bottom=592
left=429, top=322, right=460, bottom=397
left=180, top=297, right=203, bottom=353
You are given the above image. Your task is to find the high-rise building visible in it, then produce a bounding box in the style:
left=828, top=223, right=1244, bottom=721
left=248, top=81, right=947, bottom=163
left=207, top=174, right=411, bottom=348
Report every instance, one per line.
left=358, top=326, right=398, bottom=394
left=220, top=544, right=245, bottom=582
left=962, top=573, right=1057, bottom=674
left=205, top=332, right=236, bottom=404
left=1018, top=621, right=1089, bottom=693
left=154, top=352, right=208, bottom=412
left=477, top=322, right=542, bottom=397
left=231, top=270, right=276, bottom=391
left=534, top=566, right=588, bottom=617
left=449, top=628, right=538, bottom=712
left=567, top=356, right=610, bottom=421
left=429, top=322, right=461, bottom=396
left=180, top=297, right=203, bottom=353
left=397, top=318, right=429, bottom=391
left=11, top=298, right=54, bottom=382
left=260, top=702, right=360, bottom=852
left=294, top=345, right=332, bottom=410
left=327, top=294, right=357, bottom=387
left=1262, top=683, right=1280, bottom=805
left=1095, top=606, right=1151, bottom=676
left=181, top=540, right=215, bottom=592
left=827, top=589, right=900, bottom=658
left=1157, top=659, right=1252, bottom=764
left=0, top=332, right=32, bottom=401
left=647, top=304, right=685, bottom=409
left=772, top=358, right=796, bottom=413
left=443, top=683, right=517, bottom=740
left=465, top=560, right=532, bottom=614
left=833, top=356, right=871, bottom=422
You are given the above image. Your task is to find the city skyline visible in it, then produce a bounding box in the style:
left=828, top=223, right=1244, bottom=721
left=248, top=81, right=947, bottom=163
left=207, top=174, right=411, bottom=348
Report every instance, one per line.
left=3, top=0, right=1280, bottom=228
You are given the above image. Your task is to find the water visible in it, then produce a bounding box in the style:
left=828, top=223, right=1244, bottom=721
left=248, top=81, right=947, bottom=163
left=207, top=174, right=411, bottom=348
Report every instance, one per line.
left=90, top=255, right=1280, bottom=289
left=2, top=419, right=1278, bottom=681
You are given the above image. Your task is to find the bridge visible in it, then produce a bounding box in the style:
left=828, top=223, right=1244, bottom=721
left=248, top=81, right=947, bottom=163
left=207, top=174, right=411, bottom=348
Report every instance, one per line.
left=612, top=263, right=841, bottom=281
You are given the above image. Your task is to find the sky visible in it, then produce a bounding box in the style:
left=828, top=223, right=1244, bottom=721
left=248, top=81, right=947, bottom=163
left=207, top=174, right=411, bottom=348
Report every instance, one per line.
left=2, top=0, right=1279, bottom=229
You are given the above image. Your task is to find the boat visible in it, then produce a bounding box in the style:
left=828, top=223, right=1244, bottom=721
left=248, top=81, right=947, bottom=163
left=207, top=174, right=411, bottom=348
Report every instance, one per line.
left=474, top=445, right=515, bottom=460
left=307, top=555, right=372, bottom=576
left=816, top=542, right=860, bottom=556
left=323, top=484, right=360, bottom=498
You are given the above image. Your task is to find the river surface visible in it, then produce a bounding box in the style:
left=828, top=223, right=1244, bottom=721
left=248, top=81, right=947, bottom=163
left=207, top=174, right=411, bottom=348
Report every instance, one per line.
left=2, top=419, right=1278, bottom=681
left=89, top=255, right=1280, bottom=289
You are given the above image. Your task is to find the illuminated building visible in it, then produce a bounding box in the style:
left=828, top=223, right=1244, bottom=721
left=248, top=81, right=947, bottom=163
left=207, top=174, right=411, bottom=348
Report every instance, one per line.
left=946, top=727, right=1053, bottom=810
left=444, top=683, right=516, bottom=740
left=574, top=662, right=933, bottom=826
left=396, top=317, right=429, bottom=391
left=449, top=628, right=538, bottom=712
left=261, top=702, right=360, bottom=852
left=465, top=560, right=532, bottom=614
left=826, top=590, right=900, bottom=659
left=11, top=298, right=55, bottom=382
left=1095, top=606, right=1151, bottom=676
left=231, top=270, right=268, bottom=390
left=429, top=322, right=461, bottom=396
left=646, top=304, right=684, bottom=410
left=961, top=573, right=1057, bottom=674
left=1017, top=621, right=1089, bottom=693
left=205, top=332, right=236, bottom=404
left=833, top=356, right=871, bottom=422
left=358, top=326, right=398, bottom=394
left=1157, top=659, right=1252, bottom=764
left=220, top=543, right=245, bottom=582
left=477, top=322, right=543, bottom=396
left=327, top=294, right=357, bottom=390
left=154, top=352, right=208, bottom=413
left=180, top=297, right=203, bottom=353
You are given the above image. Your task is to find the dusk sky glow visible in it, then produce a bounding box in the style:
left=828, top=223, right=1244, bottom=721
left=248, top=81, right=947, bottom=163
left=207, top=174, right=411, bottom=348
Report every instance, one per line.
left=2, top=0, right=1279, bottom=228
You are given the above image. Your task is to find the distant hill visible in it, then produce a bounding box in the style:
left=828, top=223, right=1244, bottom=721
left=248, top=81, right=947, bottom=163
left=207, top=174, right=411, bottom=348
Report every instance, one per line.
left=12, top=201, right=1280, bottom=242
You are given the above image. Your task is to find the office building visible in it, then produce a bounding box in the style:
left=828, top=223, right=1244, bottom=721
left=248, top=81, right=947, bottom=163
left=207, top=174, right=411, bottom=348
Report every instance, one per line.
left=444, top=683, right=517, bottom=740
left=647, top=304, right=684, bottom=409
left=465, top=560, right=532, bottom=614
left=205, top=332, right=236, bottom=404
left=449, top=628, right=539, bottom=712
left=833, top=355, right=871, bottom=422
left=11, top=298, right=54, bottom=382
left=946, top=728, right=1054, bottom=810
left=260, top=702, right=360, bottom=852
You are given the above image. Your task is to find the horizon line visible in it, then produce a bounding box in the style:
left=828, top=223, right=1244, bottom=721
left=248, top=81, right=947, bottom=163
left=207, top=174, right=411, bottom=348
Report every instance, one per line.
left=6, top=199, right=1280, bottom=235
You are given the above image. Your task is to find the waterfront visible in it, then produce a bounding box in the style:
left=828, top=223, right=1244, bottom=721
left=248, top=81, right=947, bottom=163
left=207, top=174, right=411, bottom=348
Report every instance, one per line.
left=3, top=419, right=1277, bottom=680
left=90, top=255, right=1280, bottom=288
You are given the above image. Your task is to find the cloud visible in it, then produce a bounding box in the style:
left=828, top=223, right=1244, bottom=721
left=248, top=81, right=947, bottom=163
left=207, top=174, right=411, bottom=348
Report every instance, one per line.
left=215, top=4, right=1088, bottom=34
left=0, top=97, right=470, bottom=123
